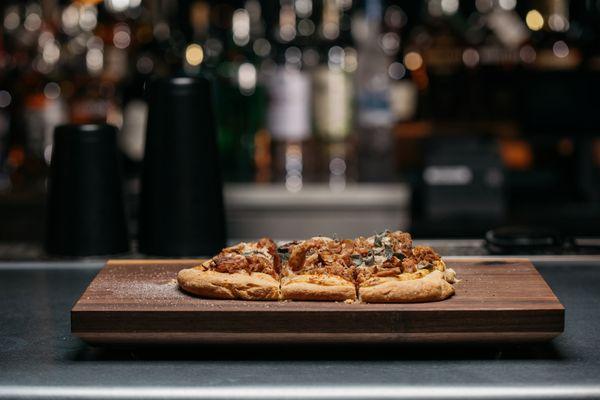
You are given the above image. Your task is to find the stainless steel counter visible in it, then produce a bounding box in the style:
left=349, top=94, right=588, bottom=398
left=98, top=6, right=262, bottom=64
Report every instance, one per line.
left=1, top=259, right=600, bottom=400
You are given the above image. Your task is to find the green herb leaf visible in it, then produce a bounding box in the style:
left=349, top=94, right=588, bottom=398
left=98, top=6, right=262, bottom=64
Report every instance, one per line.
left=384, top=246, right=393, bottom=260
left=374, top=233, right=382, bottom=247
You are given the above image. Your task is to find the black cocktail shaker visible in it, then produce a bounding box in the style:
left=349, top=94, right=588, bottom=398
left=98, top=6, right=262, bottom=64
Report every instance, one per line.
left=138, top=76, right=226, bottom=256
left=45, top=124, right=130, bottom=256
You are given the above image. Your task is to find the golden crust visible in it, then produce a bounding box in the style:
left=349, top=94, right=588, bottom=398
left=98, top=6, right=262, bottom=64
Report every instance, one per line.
left=177, top=268, right=279, bottom=300
left=359, top=270, right=455, bottom=303
left=281, top=274, right=356, bottom=301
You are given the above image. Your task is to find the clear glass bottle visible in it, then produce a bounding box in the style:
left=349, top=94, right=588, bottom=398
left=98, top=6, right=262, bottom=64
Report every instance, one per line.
left=313, top=0, right=355, bottom=189
left=355, top=0, right=394, bottom=181
left=265, top=45, right=312, bottom=191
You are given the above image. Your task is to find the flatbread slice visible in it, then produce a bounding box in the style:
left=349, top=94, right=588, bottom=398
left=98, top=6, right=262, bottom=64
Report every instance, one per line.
left=177, top=238, right=280, bottom=300
left=354, top=231, right=458, bottom=303
left=359, top=270, right=455, bottom=303
left=280, top=237, right=356, bottom=301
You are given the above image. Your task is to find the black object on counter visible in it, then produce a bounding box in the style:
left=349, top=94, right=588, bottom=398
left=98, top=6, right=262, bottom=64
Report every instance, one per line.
left=138, top=76, right=225, bottom=256
left=485, top=226, right=570, bottom=255
left=45, top=124, right=129, bottom=256
left=412, top=136, right=505, bottom=237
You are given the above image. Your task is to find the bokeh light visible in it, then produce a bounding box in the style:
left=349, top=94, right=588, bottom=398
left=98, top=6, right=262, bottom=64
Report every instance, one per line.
left=404, top=52, right=423, bottom=71
left=185, top=44, right=204, bottom=66
left=526, top=10, right=544, bottom=31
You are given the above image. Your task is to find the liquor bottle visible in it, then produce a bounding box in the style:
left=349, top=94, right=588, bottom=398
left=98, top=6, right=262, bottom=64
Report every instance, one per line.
left=0, top=89, right=11, bottom=191
left=265, top=47, right=312, bottom=190
left=0, top=16, right=12, bottom=188
left=313, top=0, right=355, bottom=189
left=265, top=1, right=312, bottom=191
left=211, top=1, right=268, bottom=181
left=355, top=0, right=394, bottom=181
left=119, top=75, right=147, bottom=179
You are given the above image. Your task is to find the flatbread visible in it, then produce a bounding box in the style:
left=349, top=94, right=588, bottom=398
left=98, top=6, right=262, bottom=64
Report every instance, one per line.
left=177, top=238, right=280, bottom=300
left=352, top=231, right=457, bottom=303
left=177, top=231, right=458, bottom=303
left=177, top=269, right=279, bottom=300
left=359, top=270, right=455, bottom=303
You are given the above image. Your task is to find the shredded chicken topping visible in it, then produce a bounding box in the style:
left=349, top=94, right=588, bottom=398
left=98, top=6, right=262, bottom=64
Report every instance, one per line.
left=199, top=231, right=445, bottom=284
left=198, top=237, right=280, bottom=278
left=350, top=231, right=442, bottom=284
left=280, top=231, right=444, bottom=284
left=282, top=237, right=355, bottom=282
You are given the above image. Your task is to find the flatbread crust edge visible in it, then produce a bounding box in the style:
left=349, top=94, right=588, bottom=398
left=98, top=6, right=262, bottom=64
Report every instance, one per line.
left=177, top=268, right=280, bottom=300
left=359, top=270, right=455, bottom=303
left=281, top=274, right=356, bottom=301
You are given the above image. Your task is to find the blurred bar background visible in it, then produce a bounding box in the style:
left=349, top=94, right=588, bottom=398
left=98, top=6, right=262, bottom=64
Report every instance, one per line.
left=1, top=0, right=600, bottom=249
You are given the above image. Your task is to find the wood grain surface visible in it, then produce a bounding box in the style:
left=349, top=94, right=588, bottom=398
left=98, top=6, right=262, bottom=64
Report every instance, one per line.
left=71, top=258, right=564, bottom=344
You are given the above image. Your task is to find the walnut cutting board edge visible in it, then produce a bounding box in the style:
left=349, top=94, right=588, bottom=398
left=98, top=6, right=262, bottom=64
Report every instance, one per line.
left=71, top=258, right=564, bottom=345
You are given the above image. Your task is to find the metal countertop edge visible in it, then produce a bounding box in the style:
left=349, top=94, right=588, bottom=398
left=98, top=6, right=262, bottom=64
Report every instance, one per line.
left=1, top=385, right=600, bottom=399
left=1, top=255, right=600, bottom=270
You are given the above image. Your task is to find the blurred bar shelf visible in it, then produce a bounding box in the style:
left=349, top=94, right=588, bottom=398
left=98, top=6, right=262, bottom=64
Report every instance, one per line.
left=0, top=182, right=411, bottom=249
left=224, top=183, right=410, bottom=240
left=3, top=182, right=600, bottom=261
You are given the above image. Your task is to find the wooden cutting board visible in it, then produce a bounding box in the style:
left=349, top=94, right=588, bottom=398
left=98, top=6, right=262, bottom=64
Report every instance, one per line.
left=71, top=258, right=564, bottom=345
